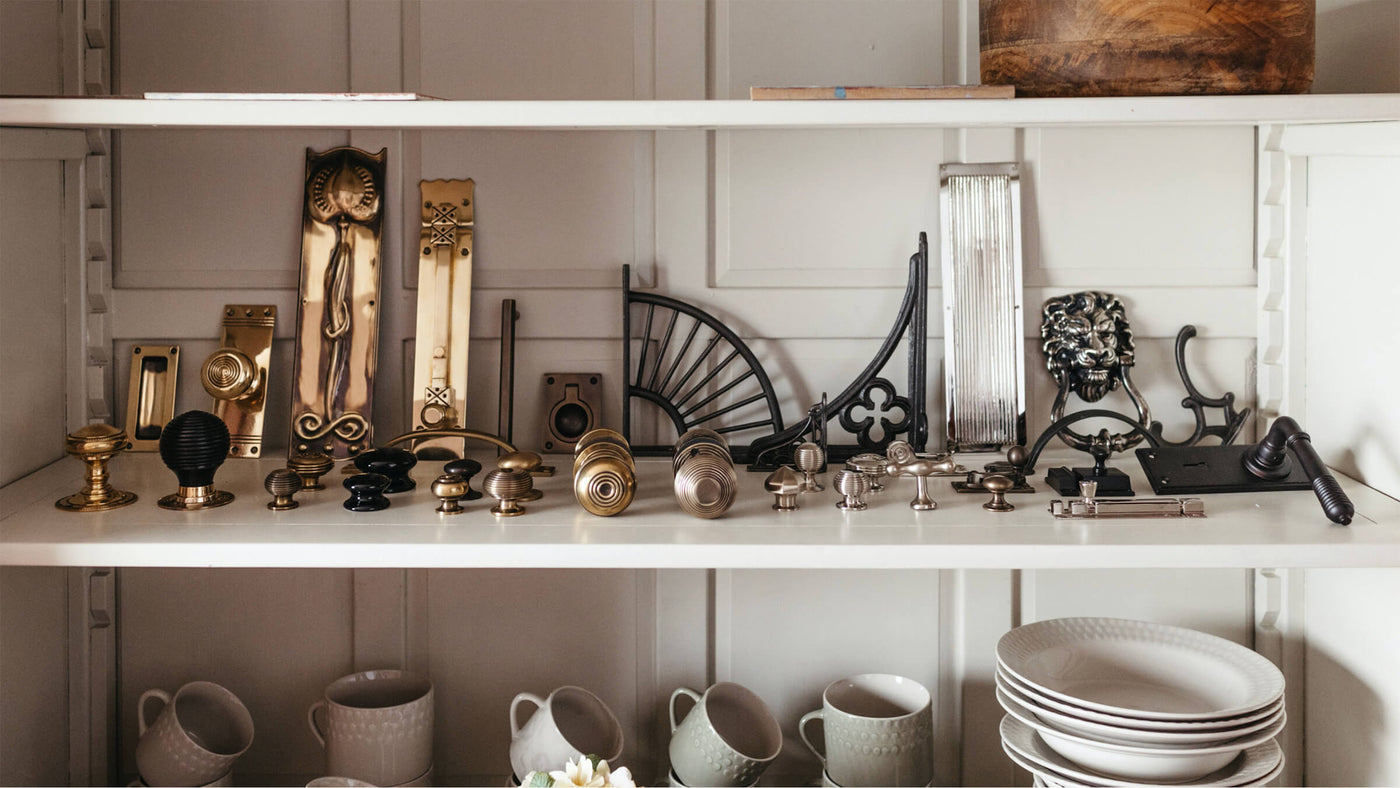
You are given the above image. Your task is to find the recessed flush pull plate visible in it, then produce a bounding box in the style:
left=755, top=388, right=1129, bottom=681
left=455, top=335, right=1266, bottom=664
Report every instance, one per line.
left=1050, top=481, right=1205, bottom=519
left=125, top=345, right=180, bottom=451
left=411, top=179, right=475, bottom=458
left=203, top=304, right=276, bottom=458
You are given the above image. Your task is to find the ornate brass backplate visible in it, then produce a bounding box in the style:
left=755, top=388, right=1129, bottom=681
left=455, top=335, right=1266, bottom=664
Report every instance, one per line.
left=203, top=304, right=276, bottom=458
left=411, top=179, right=475, bottom=458
left=290, top=146, right=386, bottom=459
left=125, top=345, right=179, bottom=451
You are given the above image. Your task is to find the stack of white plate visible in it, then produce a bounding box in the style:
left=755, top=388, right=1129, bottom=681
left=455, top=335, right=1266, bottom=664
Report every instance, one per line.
left=995, top=618, right=1286, bottom=787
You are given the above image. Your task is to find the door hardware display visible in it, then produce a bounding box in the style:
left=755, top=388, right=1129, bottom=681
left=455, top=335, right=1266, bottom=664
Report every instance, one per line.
left=202, top=305, right=275, bottom=458
left=290, top=146, right=387, bottom=460
left=125, top=345, right=179, bottom=451
left=1051, top=480, right=1204, bottom=519
left=412, top=178, right=475, bottom=458
left=941, top=163, right=1027, bottom=453
left=542, top=373, right=601, bottom=452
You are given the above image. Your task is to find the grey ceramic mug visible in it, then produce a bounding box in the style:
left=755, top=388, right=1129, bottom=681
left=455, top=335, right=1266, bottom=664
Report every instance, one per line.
left=668, top=682, right=782, bottom=788
left=308, top=669, right=434, bottom=788
left=135, top=681, right=254, bottom=788
left=799, top=674, right=932, bottom=787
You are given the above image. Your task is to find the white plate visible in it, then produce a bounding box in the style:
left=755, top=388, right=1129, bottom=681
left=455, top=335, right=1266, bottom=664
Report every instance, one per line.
left=997, top=680, right=1286, bottom=746
left=1000, top=715, right=1283, bottom=787
left=997, top=666, right=1285, bottom=732
left=1004, top=740, right=1285, bottom=788
left=998, top=618, right=1284, bottom=721
left=998, top=686, right=1285, bottom=782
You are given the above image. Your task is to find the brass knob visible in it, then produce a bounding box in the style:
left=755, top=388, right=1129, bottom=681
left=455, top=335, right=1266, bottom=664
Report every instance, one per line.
left=201, top=347, right=261, bottom=403
left=574, top=427, right=629, bottom=458
left=288, top=451, right=335, bottom=491
left=982, top=475, right=1015, bottom=512
left=432, top=473, right=469, bottom=514
left=484, top=468, right=533, bottom=517
left=573, top=431, right=635, bottom=517
left=443, top=458, right=484, bottom=501
left=794, top=441, right=825, bottom=492
left=55, top=424, right=138, bottom=512
left=265, top=468, right=301, bottom=511
left=498, top=451, right=544, bottom=501
left=764, top=466, right=801, bottom=511
left=833, top=469, right=872, bottom=511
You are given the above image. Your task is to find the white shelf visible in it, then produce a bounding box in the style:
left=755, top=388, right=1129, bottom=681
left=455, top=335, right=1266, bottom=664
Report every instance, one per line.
left=3, top=94, right=1400, bottom=130
left=3, top=452, right=1398, bottom=569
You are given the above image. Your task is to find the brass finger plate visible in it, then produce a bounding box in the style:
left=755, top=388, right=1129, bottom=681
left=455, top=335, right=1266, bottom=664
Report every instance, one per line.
left=290, top=146, right=387, bottom=459
left=411, top=178, right=474, bottom=458
left=204, top=304, right=275, bottom=458
left=125, top=345, right=179, bottom=451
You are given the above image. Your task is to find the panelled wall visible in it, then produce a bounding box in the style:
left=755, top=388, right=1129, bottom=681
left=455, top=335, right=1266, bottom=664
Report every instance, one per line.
left=1, top=0, right=1398, bottom=786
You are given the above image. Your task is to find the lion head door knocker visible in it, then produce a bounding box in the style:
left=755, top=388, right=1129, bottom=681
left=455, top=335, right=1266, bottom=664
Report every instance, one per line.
left=1039, top=291, right=1152, bottom=495
left=290, top=146, right=387, bottom=460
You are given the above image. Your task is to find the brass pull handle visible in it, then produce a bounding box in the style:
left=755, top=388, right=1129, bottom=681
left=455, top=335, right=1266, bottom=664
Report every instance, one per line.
left=202, top=347, right=262, bottom=403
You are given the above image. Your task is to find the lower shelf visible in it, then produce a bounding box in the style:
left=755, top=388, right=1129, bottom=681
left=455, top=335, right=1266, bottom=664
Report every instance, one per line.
left=3, top=450, right=1398, bottom=569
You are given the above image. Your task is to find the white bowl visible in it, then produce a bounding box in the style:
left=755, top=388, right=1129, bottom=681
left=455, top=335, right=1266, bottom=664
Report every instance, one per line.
left=997, top=666, right=1285, bottom=732
left=997, top=681, right=1286, bottom=747
left=998, top=618, right=1284, bottom=721
left=1000, top=715, right=1284, bottom=787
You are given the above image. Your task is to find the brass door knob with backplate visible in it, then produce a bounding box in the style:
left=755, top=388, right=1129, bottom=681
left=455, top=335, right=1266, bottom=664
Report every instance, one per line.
left=202, top=305, right=276, bottom=459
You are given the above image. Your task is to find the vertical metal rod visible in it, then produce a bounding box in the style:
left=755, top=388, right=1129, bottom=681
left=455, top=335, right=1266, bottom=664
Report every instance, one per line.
left=498, top=298, right=518, bottom=454
left=622, top=266, right=632, bottom=443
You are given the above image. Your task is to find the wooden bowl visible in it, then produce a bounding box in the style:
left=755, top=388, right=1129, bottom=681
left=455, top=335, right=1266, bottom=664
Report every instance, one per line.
left=980, top=0, right=1314, bottom=97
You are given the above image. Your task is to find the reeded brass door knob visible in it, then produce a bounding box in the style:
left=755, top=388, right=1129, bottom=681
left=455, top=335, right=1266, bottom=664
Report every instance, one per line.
left=201, top=347, right=262, bottom=403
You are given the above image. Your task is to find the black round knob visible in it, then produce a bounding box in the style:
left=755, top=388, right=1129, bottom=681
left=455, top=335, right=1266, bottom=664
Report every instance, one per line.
left=343, top=473, right=391, bottom=512
left=159, top=410, right=231, bottom=488
left=443, top=458, right=484, bottom=500
left=353, top=448, right=418, bottom=493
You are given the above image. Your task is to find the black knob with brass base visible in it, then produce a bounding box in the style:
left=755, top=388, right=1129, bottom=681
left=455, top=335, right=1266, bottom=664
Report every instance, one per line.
left=157, top=411, right=234, bottom=511
left=265, top=468, right=302, bottom=511
left=55, top=424, right=138, bottom=512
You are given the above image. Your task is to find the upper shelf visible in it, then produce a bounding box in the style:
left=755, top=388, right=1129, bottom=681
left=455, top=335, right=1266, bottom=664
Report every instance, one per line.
left=3, top=452, right=1399, bottom=570
left=3, top=94, right=1400, bottom=130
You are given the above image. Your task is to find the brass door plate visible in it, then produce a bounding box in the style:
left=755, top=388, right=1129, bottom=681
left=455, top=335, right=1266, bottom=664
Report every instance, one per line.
left=411, top=178, right=474, bottom=458
left=290, top=146, right=387, bottom=459
left=203, top=304, right=276, bottom=458
left=542, top=373, right=602, bottom=452
left=125, top=345, right=180, bottom=451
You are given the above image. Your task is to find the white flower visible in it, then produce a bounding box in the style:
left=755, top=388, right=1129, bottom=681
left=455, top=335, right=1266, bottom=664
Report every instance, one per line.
left=608, top=766, right=636, bottom=788
left=547, top=756, right=637, bottom=788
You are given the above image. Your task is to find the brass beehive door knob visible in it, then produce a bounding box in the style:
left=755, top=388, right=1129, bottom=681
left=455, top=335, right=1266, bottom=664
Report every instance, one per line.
left=202, top=347, right=262, bottom=403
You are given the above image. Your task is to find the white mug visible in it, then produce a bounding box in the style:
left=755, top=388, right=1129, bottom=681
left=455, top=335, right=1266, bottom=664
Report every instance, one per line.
left=135, top=681, right=253, bottom=788
left=509, top=685, right=623, bottom=779
left=799, top=674, right=933, bottom=787
left=308, top=669, right=434, bottom=788
left=668, top=682, right=781, bottom=787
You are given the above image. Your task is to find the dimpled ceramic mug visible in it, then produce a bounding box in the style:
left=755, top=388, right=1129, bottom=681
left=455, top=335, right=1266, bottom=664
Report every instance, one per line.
left=308, top=670, right=434, bottom=788
left=799, top=674, right=933, bottom=787
left=509, top=685, right=623, bottom=779
left=668, top=682, right=782, bottom=788
left=135, top=681, right=254, bottom=788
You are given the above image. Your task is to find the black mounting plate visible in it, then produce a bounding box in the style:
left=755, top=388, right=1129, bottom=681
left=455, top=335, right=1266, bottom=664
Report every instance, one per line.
left=1136, top=445, right=1313, bottom=495
left=1045, top=467, right=1135, bottom=497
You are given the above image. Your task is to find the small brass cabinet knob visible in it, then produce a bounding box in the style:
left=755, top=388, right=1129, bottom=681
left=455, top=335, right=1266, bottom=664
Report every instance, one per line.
left=55, top=424, right=138, bottom=513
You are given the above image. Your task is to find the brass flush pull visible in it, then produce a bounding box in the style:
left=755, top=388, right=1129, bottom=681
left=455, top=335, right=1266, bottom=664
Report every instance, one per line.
left=125, top=345, right=179, bottom=451
left=203, top=304, right=275, bottom=458
left=411, top=178, right=474, bottom=458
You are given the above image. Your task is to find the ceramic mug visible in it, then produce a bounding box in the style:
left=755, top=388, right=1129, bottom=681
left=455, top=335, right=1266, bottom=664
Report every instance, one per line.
left=135, top=681, right=254, bottom=788
left=509, top=685, right=623, bottom=779
left=308, top=669, right=434, bottom=787
left=799, top=674, right=933, bottom=787
left=668, top=682, right=782, bottom=787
